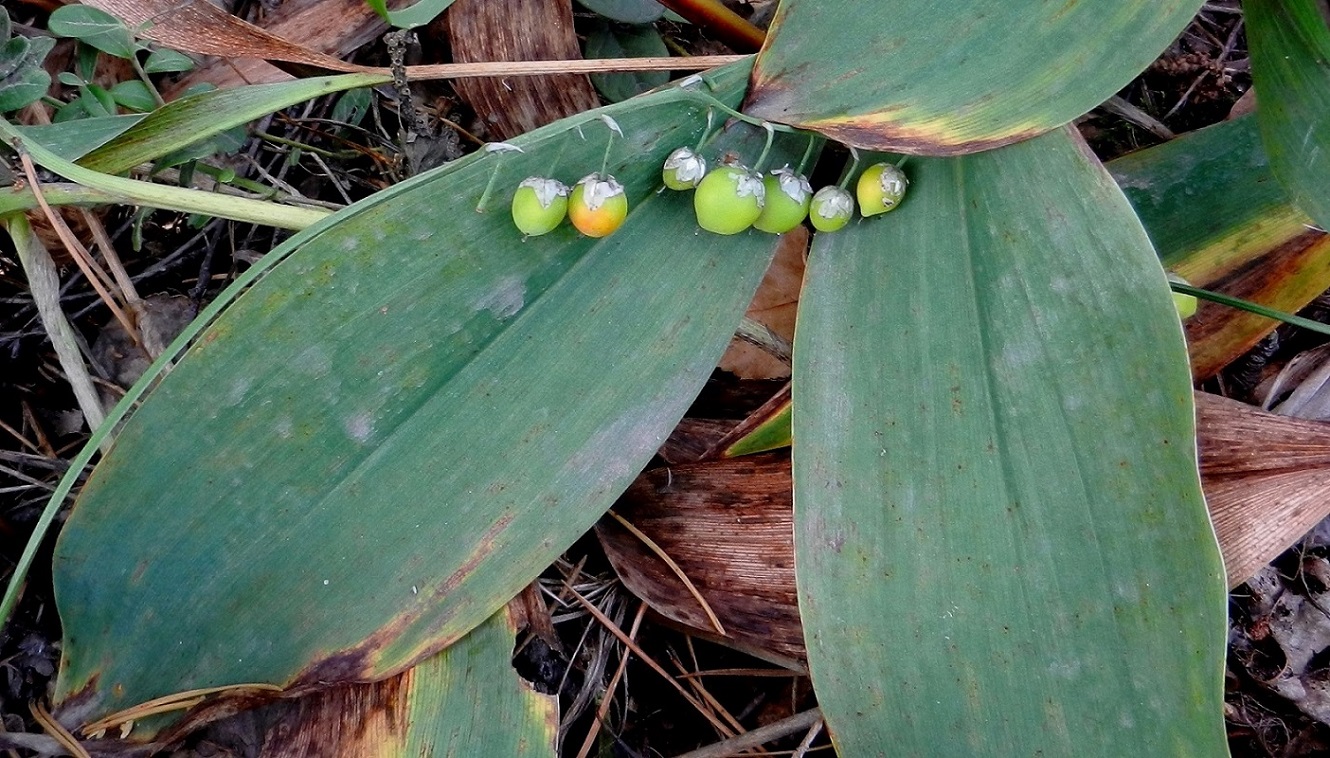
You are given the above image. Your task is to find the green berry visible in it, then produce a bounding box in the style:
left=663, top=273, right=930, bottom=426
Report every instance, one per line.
left=753, top=167, right=812, bottom=234
left=569, top=174, right=628, bottom=238
left=856, top=162, right=908, bottom=217
left=1167, top=272, right=1198, bottom=320
left=694, top=165, right=766, bottom=235
left=510, top=177, right=569, bottom=236
left=662, top=147, right=707, bottom=190
left=809, top=186, right=854, bottom=232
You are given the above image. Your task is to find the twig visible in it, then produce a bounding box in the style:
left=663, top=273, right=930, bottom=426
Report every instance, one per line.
left=403, top=55, right=747, bottom=80
left=575, top=601, right=647, bottom=758
left=654, top=1, right=767, bottom=52
left=673, top=709, right=824, bottom=758
left=790, top=717, right=824, bottom=758
left=1098, top=95, right=1174, bottom=140
left=81, top=208, right=141, bottom=308
left=567, top=585, right=739, bottom=739
left=16, top=153, right=137, bottom=341
left=5, top=215, right=109, bottom=445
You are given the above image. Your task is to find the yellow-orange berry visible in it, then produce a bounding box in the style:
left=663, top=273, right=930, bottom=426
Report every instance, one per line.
left=569, top=174, right=628, bottom=238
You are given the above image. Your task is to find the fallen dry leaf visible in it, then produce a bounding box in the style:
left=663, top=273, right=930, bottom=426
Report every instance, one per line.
left=718, top=225, right=807, bottom=379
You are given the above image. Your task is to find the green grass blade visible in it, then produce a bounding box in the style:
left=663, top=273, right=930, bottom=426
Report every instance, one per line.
left=792, top=128, right=1227, bottom=755
left=77, top=73, right=389, bottom=175
left=11, top=115, right=143, bottom=160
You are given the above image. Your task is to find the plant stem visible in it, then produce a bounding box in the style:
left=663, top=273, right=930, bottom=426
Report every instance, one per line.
left=1171, top=283, right=1330, bottom=337
left=691, top=109, right=716, bottom=151
left=681, top=90, right=800, bottom=135
left=0, top=116, right=329, bottom=230
left=795, top=134, right=819, bottom=175
left=837, top=146, right=862, bottom=190
left=752, top=122, right=776, bottom=172
left=129, top=54, right=167, bottom=108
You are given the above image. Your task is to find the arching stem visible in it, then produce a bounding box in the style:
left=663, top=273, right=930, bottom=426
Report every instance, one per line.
left=837, top=146, right=862, bottom=190
left=753, top=122, right=776, bottom=173
left=795, top=133, right=819, bottom=175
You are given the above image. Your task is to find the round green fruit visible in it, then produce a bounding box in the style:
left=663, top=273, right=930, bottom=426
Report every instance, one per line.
left=753, top=167, right=812, bottom=234
left=856, top=162, right=908, bottom=217
left=1167, top=272, right=1198, bottom=320
left=694, top=165, right=766, bottom=235
left=569, top=174, right=628, bottom=238
left=510, top=177, right=569, bottom=236
left=662, top=147, right=707, bottom=190
left=809, top=186, right=854, bottom=232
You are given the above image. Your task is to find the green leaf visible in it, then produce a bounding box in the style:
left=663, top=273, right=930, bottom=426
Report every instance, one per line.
left=0, top=113, right=329, bottom=229
left=143, top=48, right=195, bottom=74
left=78, top=73, right=389, bottom=174
left=387, top=0, right=461, bottom=30
left=746, top=0, right=1205, bottom=155
left=0, top=35, right=54, bottom=113
left=587, top=22, right=670, bottom=103
left=576, top=0, right=665, bottom=24
left=12, top=115, right=144, bottom=160
left=1247, top=0, right=1330, bottom=234
left=723, top=399, right=790, bottom=458
left=0, top=8, right=10, bottom=42
left=792, top=129, right=1226, bottom=754
left=109, top=79, right=157, bottom=113
left=1109, top=114, right=1330, bottom=380
left=153, top=125, right=247, bottom=169
left=75, top=41, right=99, bottom=81
left=47, top=5, right=138, bottom=60
left=50, top=63, right=796, bottom=732
left=331, top=87, right=373, bottom=127
left=399, top=611, right=556, bottom=755
left=56, top=71, right=85, bottom=87
left=81, top=84, right=116, bottom=117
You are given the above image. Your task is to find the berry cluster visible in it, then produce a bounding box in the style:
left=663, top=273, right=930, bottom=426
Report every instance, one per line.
left=508, top=136, right=908, bottom=239
left=666, top=147, right=908, bottom=236
left=511, top=174, right=628, bottom=238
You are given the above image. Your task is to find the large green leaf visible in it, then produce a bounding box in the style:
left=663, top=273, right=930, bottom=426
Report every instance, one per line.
left=1110, top=114, right=1330, bottom=380
left=1247, top=0, right=1330, bottom=233
left=51, top=62, right=797, bottom=733
left=792, top=128, right=1227, bottom=754
left=745, top=0, right=1204, bottom=155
